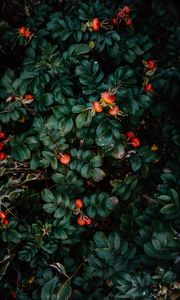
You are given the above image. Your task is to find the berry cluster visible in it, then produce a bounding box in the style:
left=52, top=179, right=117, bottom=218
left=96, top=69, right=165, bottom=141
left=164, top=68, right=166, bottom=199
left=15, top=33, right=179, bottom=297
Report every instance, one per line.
left=92, top=91, right=124, bottom=117
left=143, top=60, right=157, bottom=92
left=19, top=26, right=33, bottom=39
left=126, top=131, right=141, bottom=148
left=0, top=132, right=8, bottom=160
left=7, top=93, right=35, bottom=105
left=112, top=5, right=133, bottom=27
left=0, top=211, right=9, bottom=225
left=75, top=199, right=93, bottom=226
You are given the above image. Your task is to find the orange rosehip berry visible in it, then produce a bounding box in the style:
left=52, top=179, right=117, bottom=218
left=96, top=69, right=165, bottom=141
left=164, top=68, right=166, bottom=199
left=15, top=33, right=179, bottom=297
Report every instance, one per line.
left=19, top=26, right=27, bottom=36
left=75, top=199, right=84, bottom=209
left=3, top=219, right=9, bottom=225
left=146, top=60, right=156, bottom=70
left=77, top=216, right=86, bottom=226
left=101, top=91, right=116, bottom=104
left=144, top=83, right=153, bottom=92
left=85, top=218, right=93, bottom=225
left=24, top=94, right=34, bottom=101
left=108, top=105, right=120, bottom=116
left=59, top=154, right=71, bottom=165
left=126, top=131, right=136, bottom=139
left=0, top=152, right=7, bottom=160
left=0, top=211, right=6, bottom=219
left=131, top=137, right=141, bottom=148
left=92, top=101, right=103, bottom=113
left=24, top=30, right=32, bottom=39
left=92, top=18, right=101, bottom=31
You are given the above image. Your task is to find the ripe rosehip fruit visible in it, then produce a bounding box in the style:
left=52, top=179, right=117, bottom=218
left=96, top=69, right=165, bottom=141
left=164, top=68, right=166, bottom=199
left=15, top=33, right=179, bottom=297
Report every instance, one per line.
left=19, top=26, right=27, bottom=36
left=0, top=211, right=6, bottom=219
left=111, top=18, right=118, bottom=26
left=24, top=30, right=32, bottom=38
left=144, top=83, right=153, bottom=92
left=101, top=91, right=116, bottom=104
left=108, top=105, right=120, bottom=116
left=116, top=11, right=122, bottom=18
left=25, top=94, right=34, bottom=100
left=0, top=132, right=5, bottom=139
left=92, top=18, right=101, bottom=31
left=0, top=143, right=4, bottom=151
left=131, top=137, right=141, bottom=148
left=59, top=154, right=71, bottom=165
left=123, top=5, right=132, bottom=14
left=92, top=101, right=103, bottom=113
left=75, top=199, right=84, bottom=209
left=85, top=218, right=93, bottom=225
left=3, top=219, right=9, bottom=225
left=0, top=152, right=7, bottom=160
left=77, top=216, right=86, bottom=226
left=146, top=60, right=156, bottom=70
left=126, top=131, right=136, bottom=139
left=125, top=18, right=133, bottom=26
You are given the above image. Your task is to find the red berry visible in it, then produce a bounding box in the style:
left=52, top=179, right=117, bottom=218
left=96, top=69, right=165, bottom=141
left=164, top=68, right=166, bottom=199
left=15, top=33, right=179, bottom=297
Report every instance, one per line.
left=25, top=94, right=34, bottom=100
left=75, top=199, right=84, bottom=209
left=111, top=18, right=118, bottom=26
left=92, top=18, right=101, bottom=32
left=144, top=83, right=153, bottom=92
left=123, top=6, right=132, bottom=14
left=3, top=219, right=9, bottom=225
left=85, top=218, right=93, bottom=225
left=125, top=18, right=133, bottom=26
left=0, top=152, right=7, bottom=160
left=59, top=154, right=71, bottom=165
left=0, top=143, right=4, bottom=151
left=19, top=26, right=27, bottom=36
left=101, top=91, right=116, bottom=104
left=0, top=211, right=6, bottom=219
left=108, top=105, right=120, bottom=116
left=126, top=131, right=136, bottom=139
left=146, top=60, right=156, bottom=70
left=24, top=30, right=32, bottom=39
left=24, top=94, right=34, bottom=103
left=0, top=132, right=5, bottom=139
left=116, top=11, right=124, bottom=18
left=92, top=101, right=103, bottom=113
left=77, top=216, right=86, bottom=226
left=131, top=137, right=141, bottom=148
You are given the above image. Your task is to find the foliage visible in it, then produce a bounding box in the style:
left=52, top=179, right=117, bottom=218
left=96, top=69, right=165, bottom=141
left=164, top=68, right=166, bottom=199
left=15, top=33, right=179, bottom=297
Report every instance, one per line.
left=0, top=0, right=179, bottom=299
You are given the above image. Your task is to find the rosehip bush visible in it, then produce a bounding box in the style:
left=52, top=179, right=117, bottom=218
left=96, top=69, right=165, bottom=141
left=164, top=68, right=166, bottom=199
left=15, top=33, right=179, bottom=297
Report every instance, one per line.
left=0, top=1, right=180, bottom=299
